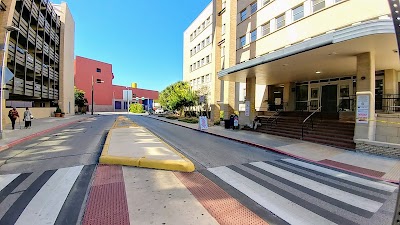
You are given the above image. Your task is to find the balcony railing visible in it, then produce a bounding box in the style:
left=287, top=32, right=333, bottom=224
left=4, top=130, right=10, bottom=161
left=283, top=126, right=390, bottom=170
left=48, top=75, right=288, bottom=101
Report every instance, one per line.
left=26, top=80, right=34, bottom=96
left=28, top=26, right=36, bottom=45
left=34, top=83, right=41, bottom=97
left=44, top=21, right=50, bottom=35
left=42, top=85, right=48, bottom=98
left=31, top=2, right=39, bottom=19
left=12, top=10, right=19, bottom=27
left=378, top=94, right=400, bottom=113
left=36, top=35, right=43, bottom=50
left=13, top=77, right=24, bottom=95
left=34, top=58, right=42, bottom=74
left=22, top=0, right=32, bottom=10
left=42, top=64, right=48, bottom=77
left=38, top=12, right=45, bottom=27
left=26, top=53, right=34, bottom=71
left=19, top=17, right=28, bottom=38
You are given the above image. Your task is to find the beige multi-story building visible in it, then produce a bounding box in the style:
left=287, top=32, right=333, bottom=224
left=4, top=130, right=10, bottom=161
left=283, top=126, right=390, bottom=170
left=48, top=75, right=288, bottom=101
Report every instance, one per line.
left=0, top=0, right=74, bottom=126
left=185, top=0, right=400, bottom=156
left=183, top=2, right=214, bottom=111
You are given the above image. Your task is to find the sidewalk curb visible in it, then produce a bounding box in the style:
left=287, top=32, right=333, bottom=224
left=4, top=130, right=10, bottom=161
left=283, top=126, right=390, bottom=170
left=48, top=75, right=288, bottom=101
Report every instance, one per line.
left=147, top=116, right=399, bottom=184
left=0, top=117, right=90, bottom=152
left=99, top=116, right=195, bottom=172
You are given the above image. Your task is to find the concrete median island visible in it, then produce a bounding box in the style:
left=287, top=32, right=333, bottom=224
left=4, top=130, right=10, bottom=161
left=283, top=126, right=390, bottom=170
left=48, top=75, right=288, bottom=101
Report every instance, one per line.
left=99, top=116, right=195, bottom=172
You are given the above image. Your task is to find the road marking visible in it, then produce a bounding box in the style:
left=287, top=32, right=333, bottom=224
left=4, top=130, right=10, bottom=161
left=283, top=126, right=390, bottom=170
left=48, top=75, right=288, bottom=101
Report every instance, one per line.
left=282, top=158, right=397, bottom=192
left=15, top=165, right=83, bottom=225
left=209, top=166, right=336, bottom=225
left=251, top=161, right=383, bottom=213
left=0, top=174, right=20, bottom=192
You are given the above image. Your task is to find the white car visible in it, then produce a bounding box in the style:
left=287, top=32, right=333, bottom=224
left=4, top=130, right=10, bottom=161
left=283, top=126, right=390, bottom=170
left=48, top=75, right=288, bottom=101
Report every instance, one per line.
left=155, top=108, right=164, bottom=114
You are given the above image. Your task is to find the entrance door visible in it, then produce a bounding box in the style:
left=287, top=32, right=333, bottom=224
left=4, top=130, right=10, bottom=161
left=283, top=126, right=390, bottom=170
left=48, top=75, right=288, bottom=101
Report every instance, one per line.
left=321, top=85, right=337, bottom=112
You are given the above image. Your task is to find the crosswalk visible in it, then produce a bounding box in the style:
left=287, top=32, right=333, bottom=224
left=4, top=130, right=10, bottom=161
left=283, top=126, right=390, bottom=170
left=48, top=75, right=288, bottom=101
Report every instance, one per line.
left=0, top=165, right=95, bottom=225
left=208, top=158, right=398, bottom=225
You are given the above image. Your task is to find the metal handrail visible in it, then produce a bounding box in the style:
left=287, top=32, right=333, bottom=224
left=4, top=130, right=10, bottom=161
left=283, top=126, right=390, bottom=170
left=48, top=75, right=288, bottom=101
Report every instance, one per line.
left=265, top=110, right=280, bottom=125
left=270, top=111, right=282, bottom=126
left=301, top=106, right=322, bottom=139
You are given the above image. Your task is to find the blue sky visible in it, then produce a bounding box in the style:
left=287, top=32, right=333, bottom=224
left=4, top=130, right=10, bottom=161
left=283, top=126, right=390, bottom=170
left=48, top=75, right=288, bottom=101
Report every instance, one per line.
left=52, top=0, right=211, bottom=91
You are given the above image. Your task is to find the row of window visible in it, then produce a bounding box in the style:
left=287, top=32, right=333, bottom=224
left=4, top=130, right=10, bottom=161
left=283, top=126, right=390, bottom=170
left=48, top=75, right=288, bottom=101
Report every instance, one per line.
left=239, top=0, right=343, bottom=48
left=239, top=0, right=273, bottom=22
left=190, top=35, right=212, bottom=57
left=190, top=74, right=211, bottom=86
left=190, top=15, right=212, bottom=42
left=190, top=54, right=212, bottom=72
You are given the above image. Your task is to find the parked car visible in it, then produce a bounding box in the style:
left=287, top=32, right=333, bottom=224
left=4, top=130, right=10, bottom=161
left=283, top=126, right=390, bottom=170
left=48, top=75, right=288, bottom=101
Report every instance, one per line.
left=155, top=108, right=164, bottom=114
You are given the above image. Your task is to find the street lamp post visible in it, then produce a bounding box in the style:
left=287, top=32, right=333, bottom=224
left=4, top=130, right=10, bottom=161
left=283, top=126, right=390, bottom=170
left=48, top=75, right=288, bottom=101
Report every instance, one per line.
left=91, top=75, right=104, bottom=115
left=0, top=26, right=19, bottom=139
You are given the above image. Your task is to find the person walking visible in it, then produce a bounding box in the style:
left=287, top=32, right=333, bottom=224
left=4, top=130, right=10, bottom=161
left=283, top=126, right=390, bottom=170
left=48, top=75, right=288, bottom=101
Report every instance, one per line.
left=8, top=107, right=19, bottom=130
left=23, top=107, right=33, bottom=129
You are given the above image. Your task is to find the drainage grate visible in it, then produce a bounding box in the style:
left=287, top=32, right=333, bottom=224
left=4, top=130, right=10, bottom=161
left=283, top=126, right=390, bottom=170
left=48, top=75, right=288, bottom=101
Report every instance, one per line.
left=174, top=172, right=268, bottom=225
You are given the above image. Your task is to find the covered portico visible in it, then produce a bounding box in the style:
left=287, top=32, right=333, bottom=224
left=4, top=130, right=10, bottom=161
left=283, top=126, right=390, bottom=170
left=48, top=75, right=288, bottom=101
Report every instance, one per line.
left=219, top=19, right=400, bottom=130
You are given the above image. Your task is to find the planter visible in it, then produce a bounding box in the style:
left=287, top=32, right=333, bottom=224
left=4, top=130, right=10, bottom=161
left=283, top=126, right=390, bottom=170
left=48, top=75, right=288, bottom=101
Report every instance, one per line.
left=54, top=113, right=61, bottom=117
left=61, top=113, right=65, bottom=117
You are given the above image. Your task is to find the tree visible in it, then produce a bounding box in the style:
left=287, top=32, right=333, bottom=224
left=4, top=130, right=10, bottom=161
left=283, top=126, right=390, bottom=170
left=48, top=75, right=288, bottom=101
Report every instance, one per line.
left=74, top=87, right=88, bottom=113
left=159, top=81, right=197, bottom=114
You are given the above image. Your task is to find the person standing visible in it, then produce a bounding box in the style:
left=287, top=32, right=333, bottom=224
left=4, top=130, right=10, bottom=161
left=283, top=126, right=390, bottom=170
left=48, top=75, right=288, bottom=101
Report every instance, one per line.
left=8, top=107, right=19, bottom=130
left=23, top=107, right=32, bottom=129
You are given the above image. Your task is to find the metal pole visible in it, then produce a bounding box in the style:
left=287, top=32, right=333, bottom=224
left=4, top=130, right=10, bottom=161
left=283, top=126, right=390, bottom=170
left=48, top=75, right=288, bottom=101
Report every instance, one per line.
left=91, top=75, right=93, bottom=115
left=0, top=30, right=10, bottom=139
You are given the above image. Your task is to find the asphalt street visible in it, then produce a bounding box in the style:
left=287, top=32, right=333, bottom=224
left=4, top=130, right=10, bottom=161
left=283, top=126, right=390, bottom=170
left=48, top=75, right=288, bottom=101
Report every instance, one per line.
left=0, top=114, right=116, bottom=225
left=131, top=115, right=398, bottom=225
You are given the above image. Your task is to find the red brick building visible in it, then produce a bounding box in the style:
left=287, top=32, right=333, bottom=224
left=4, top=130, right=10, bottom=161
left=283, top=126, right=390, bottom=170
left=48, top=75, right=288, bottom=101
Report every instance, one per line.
left=74, top=56, right=158, bottom=112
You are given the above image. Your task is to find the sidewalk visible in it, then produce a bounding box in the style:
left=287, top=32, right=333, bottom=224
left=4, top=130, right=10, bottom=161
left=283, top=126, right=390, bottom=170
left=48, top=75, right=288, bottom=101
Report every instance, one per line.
left=99, top=116, right=195, bottom=172
left=148, top=115, right=400, bottom=183
left=0, top=114, right=91, bottom=151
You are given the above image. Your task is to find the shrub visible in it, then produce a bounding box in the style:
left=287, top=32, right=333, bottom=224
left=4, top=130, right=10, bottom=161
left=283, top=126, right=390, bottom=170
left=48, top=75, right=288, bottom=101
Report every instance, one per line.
left=166, top=116, right=178, bottom=120
left=129, top=103, right=145, bottom=113
left=178, top=117, right=199, bottom=124
left=214, top=120, right=221, bottom=125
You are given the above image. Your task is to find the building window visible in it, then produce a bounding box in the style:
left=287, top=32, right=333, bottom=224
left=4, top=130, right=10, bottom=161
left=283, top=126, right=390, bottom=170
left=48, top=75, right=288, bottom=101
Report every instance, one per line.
left=202, top=22, right=205, bottom=29
left=206, top=16, right=211, bottom=25
left=190, top=49, right=193, bottom=56
left=240, top=35, right=246, bottom=47
left=221, top=46, right=225, bottom=57
left=206, top=74, right=211, bottom=82
left=194, top=30, right=196, bottom=37
left=190, top=65, right=193, bottom=71
left=263, top=0, right=271, bottom=6
left=197, top=78, right=201, bottom=84
left=96, top=68, right=101, bottom=72
left=251, top=2, right=257, bottom=14
left=240, top=9, right=247, bottom=21
left=201, top=40, right=204, bottom=48
left=276, top=14, right=285, bottom=29
left=251, top=29, right=257, bottom=42
left=206, top=55, right=210, bottom=63
left=201, top=58, right=205, bottom=66
left=201, top=76, right=205, bottom=84
left=293, top=5, right=304, bottom=21
left=190, top=34, right=193, bottom=41
left=222, top=23, right=226, bottom=35
left=312, top=0, right=325, bottom=12
left=262, top=22, right=270, bottom=36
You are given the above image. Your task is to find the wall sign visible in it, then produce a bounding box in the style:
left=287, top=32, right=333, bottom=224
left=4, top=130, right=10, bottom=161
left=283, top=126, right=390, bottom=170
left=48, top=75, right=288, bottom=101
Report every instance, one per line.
left=356, top=95, right=369, bottom=124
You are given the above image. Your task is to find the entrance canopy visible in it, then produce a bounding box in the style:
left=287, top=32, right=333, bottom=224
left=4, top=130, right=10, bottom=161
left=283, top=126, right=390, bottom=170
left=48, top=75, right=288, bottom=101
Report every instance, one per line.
left=218, top=19, right=400, bottom=85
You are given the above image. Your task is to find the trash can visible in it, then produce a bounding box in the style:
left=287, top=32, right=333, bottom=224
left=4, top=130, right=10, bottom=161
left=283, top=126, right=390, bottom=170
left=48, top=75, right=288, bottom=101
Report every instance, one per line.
left=224, top=119, right=231, bottom=129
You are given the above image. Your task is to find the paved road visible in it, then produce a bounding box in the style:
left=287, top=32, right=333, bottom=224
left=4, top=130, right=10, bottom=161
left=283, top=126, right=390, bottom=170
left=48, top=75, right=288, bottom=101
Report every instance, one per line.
left=132, top=115, right=398, bottom=225
left=0, top=114, right=116, bottom=225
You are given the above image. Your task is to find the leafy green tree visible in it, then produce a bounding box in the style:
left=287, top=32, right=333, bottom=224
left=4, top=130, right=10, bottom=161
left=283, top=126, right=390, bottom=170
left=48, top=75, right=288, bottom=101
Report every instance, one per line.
left=129, top=103, right=145, bottom=113
left=159, top=81, right=197, bottom=114
left=74, top=87, right=87, bottom=107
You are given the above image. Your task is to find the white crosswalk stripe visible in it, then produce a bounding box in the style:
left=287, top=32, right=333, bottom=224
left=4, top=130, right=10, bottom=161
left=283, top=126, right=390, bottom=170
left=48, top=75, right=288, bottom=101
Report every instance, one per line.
left=282, top=158, right=397, bottom=192
left=208, top=159, right=398, bottom=225
left=209, top=166, right=336, bottom=225
left=0, top=165, right=94, bottom=225
left=15, top=165, right=83, bottom=225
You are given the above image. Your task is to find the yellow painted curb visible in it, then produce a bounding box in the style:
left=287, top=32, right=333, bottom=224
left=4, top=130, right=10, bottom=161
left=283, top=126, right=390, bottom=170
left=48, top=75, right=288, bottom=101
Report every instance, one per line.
left=99, top=155, right=195, bottom=172
left=99, top=116, right=195, bottom=172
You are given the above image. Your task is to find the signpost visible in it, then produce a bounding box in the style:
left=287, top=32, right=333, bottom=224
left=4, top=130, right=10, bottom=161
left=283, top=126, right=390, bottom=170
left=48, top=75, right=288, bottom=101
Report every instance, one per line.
left=356, top=94, right=369, bottom=124
left=198, top=116, right=208, bottom=130
left=123, top=90, right=133, bottom=112
left=245, top=101, right=250, bottom=116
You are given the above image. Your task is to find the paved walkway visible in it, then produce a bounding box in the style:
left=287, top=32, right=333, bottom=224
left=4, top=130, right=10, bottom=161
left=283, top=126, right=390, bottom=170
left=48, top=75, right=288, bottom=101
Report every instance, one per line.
left=148, top=115, right=400, bottom=183
left=99, top=116, right=195, bottom=172
left=0, top=114, right=91, bottom=151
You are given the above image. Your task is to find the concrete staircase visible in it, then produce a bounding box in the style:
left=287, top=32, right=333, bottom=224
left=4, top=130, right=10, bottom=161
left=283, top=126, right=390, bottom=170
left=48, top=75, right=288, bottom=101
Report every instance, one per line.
left=255, top=111, right=355, bottom=149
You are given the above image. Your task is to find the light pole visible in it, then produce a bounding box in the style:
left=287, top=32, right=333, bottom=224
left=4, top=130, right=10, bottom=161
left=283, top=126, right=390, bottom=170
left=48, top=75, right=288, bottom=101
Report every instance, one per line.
left=91, top=75, right=104, bottom=115
left=0, top=26, right=19, bottom=139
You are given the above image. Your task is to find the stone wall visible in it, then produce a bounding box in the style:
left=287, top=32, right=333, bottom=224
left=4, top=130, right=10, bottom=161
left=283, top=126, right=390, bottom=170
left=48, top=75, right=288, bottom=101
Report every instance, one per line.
left=356, top=140, right=400, bottom=158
